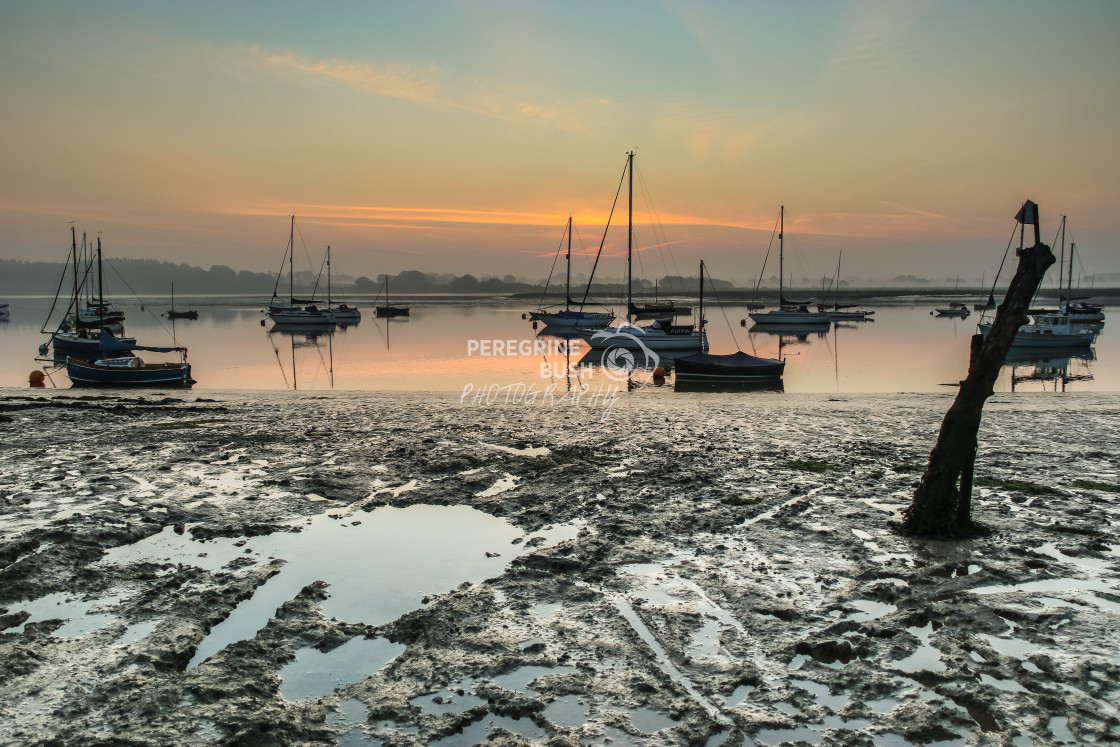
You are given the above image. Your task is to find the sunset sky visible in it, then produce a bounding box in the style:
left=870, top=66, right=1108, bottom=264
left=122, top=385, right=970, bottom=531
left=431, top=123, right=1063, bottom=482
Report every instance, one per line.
left=2, top=0, right=1118, bottom=287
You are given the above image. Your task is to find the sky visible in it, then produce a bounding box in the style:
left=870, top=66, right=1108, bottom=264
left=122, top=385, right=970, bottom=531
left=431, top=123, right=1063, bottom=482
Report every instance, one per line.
left=2, top=0, right=1118, bottom=289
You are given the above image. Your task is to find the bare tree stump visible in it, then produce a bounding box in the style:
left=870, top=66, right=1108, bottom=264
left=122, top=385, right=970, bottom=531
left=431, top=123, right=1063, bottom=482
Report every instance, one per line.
left=902, top=240, right=1055, bottom=538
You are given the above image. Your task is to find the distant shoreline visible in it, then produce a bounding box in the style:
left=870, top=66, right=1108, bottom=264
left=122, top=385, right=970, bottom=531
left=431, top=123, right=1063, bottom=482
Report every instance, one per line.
left=5, top=287, right=1118, bottom=307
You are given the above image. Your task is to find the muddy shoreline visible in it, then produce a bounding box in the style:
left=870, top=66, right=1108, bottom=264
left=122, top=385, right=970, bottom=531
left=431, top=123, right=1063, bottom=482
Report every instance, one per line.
left=2, top=389, right=1118, bottom=745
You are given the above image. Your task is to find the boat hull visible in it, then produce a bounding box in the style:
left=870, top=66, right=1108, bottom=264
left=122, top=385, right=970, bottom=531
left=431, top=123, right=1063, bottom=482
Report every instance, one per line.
left=269, top=308, right=335, bottom=325
left=66, top=357, right=194, bottom=386
left=674, top=351, right=785, bottom=383
left=376, top=306, right=410, bottom=318
left=979, top=322, right=1096, bottom=348
left=825, top=310, right=872, bottom=321
left=748, top=309, right=830, bottom=324
left=581, top=323, right=707, bottom=351
left=532, top=310, right=614, bottom=328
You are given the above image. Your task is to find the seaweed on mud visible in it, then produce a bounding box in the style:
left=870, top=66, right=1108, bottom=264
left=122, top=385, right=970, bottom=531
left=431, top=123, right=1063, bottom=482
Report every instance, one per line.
left=788, top=458, right=835, bottom=472
left=1071, top=479, right=1120, bottom=493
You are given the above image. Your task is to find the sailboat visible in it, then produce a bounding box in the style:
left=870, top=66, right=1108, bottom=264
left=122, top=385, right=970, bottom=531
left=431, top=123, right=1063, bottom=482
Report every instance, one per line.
left=40, top=228, right=136, bottom=359
left=674, top=260, right=784, bottom=386
left=934, top=274, right=969, bottom=317
left=375, top=276, right=409, bottom=318
left=820, top=249, right=873, bottom=320
left=65, top=330, right=193, bottom=386
left=268, top=216, right=335, bottom=326
left=324, top=245, right=361, bottom=323
left=1058, top=231, right=1104, bottom=323
left=747, top=206, right=829, bottom=325
left=630, top=279, right=691, bottom=319
left=977, top=206, right=1096, bottom=348
left=529, top=216, right=614, bottom=329
left=74, top=235, right=125, bottom=328
left=165, top=284, right=198, bottom=320
left=579, top=152, right=707, bottom=351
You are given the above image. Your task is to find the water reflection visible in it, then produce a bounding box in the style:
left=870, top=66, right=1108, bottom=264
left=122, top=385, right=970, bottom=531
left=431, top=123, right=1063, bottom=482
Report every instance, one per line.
left=1005, top=348, right=1095, bottom=392
left=3, top=297, right=1115, bottom=392
left=267, top=324, right=338, bottom=390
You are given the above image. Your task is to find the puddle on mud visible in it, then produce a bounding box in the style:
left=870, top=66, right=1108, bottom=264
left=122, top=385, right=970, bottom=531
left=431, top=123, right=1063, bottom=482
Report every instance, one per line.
left=492, top=664, right=576, bottom=693
left=327, top=698, right=372, bottom=746
left=185, top=505, right=578, bottom=666
left=41, top=505, right=576, bottom=670
left=431, top=714, right=546, bottom=745
left=10, top=589, right=132, bottom=638
left=971, top=577, right=1120, bottom=614
left=279, top=636, right=405, bottom=701
left=892, top=623, right=946, bottom=673
left=477, top=473, right=520, bottom=497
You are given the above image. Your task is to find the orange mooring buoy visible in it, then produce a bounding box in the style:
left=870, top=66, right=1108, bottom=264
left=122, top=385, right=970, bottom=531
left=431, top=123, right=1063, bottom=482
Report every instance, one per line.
left=29, top=370, right=45, bottom=387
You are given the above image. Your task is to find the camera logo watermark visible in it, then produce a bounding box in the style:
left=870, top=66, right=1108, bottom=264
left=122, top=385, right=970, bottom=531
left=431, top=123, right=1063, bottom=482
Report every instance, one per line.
left=587, top=329, right=660, bottom=382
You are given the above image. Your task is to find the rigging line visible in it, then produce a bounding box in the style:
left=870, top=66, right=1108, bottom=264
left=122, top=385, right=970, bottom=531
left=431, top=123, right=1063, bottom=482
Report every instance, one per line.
left=578, top=158, right=629, bottom=312
left=536, top=220, right=568, bottom=311
left=293, top=220, right=317, bottom=298
left=634, top=163, right=684, bottom=293
left=309, top=249, right=329, bottom=300
left=40, top=248, right=72, bottom=335
left=570, top=222, right=595, bottom=303
left=105, top=259, right=176, bottom=338
left=703, top=262, right=742, bottom=352
left=753, top=212, right=782, bottom=298
left=267, top=330, right=291, bottom=390
left=271, top=222, right=291, bottom=300
left=981, top=222, right=1021, bottom=323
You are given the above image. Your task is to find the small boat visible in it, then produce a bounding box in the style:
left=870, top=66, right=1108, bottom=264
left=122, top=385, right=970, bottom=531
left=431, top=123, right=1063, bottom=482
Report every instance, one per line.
left=630, top=285, right=691, bottom=319
left=580, top=152, right=706, bottom=352
left=676, top=261, right=784, bottom=388
left=820, top=249, right=873, bottom=320
left=0, top=300, right=9, bottom=319
left=529, top=216, right=614, bottom=329
left=40, top=229, right=136, bottom=359
left=66, top=330, right=194, bottom=387
left=165, top=285, right=198, bottom=320
left=674, top=351, right=785, bottom=384
left=748, top=206, right=829, bottom=325
left=1057, top=232, right=1105, bottom=323
left=268, top=216, right=336, bottom=326
left=375, top=276, right=409, bottom=318
left=324, top=245, right=361, bottom=323
left=934, top=303, right=970, bottom=318
left=973, top=298, right=996, bottom=312
left=979, top=312, right=1096, bottom=348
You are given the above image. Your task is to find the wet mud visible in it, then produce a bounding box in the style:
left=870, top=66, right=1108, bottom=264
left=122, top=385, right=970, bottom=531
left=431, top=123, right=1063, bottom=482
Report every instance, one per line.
left=1, top=389, right=1118, bottom=745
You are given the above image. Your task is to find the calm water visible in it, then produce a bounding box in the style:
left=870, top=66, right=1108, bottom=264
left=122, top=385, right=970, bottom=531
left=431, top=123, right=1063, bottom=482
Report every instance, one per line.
left=1, top=295, right=1114, bottom=393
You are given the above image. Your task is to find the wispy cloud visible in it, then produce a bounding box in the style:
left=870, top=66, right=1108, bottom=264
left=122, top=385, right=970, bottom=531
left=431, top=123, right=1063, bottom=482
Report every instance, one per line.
left=247, top=46, right=600, bottom=132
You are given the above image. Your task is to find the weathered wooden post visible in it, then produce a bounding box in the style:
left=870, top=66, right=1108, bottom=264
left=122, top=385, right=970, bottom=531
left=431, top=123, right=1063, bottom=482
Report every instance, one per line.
left=902, top=201, right=1055, bottom=538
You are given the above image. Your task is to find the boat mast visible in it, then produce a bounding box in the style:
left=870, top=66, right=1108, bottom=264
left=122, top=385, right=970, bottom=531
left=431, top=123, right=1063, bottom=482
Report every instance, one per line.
left=698, top=260, right=704, bottom=336
left=1068, top=241, right=1076, bottom=309
left=627, top=151, right=634, bottom=325
left=289, top=215, right=295, bottom=305
left=778, top=205, right=784, bottom=307
left=1058, top=215, right=1066, bottom=308
left=565, top=215, right=571, bottom=312
left=326, top=245, right=332, bottom=308
left=71, top=227, right=79, bottom=323
left=97, top=237, right=105, bottom=329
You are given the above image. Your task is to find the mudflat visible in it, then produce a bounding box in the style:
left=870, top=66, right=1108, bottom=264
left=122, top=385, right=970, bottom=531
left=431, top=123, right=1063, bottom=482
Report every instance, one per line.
left=1, top=390, right=1118, bottom=745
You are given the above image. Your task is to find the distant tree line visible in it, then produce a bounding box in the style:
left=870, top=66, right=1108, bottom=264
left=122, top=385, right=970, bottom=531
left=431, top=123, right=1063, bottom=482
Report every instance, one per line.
left=0, top=258, right=277, bottom=295
left=0, top=258, right=748, bottom=297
